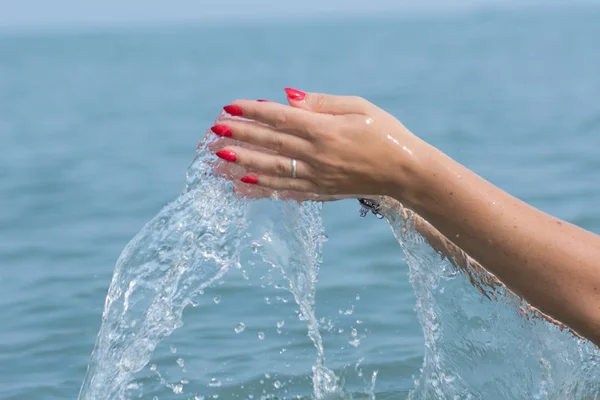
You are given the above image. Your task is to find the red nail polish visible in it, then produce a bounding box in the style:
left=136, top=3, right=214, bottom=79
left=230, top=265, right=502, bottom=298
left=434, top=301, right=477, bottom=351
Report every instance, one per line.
left=223, top=105, right=243, bottom=116
left=284, top=88, right=306, bottom=101
left=257, top=99, right=269, bottom=102
left=211, top=125, right=232, bottom=137
left=241, top=176, right=258, bottom=184
left=216, top=150, right=237, bottom=162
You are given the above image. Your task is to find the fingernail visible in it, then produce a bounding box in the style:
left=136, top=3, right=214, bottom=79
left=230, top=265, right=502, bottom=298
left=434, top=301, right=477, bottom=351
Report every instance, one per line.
left=241, top=176, right=258, bottom=184
left=223, top=105, right=243, bottom=116
left=216, top=150, right=237, bottom=162
left=284, top=88, right=306, bottom=101
left=257, top=99, right=269, bottom=102
left=211, top=125, right=232, bottom=137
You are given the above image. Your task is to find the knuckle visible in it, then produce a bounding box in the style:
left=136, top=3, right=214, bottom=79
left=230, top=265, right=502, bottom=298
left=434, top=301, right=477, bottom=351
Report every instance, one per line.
left=241, top=154, right=257, bottom=170
left=349, top=96, right=370, bottom=110
left=313, top=94, right=327, bottom=112
left=274, top=158, right=287, bottom=175
left=270, top=134, right=285, bottom=153
left=274, top=111, right=288, bottom=129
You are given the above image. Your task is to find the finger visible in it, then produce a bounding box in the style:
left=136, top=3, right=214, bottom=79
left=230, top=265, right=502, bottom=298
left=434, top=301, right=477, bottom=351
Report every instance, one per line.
left=225, top=100, right=331, bottom=140
left=239, top=174, right=318, bottom=193
left=284, top=88, right=373, bottom=116
left=211, top=120, right=312, bottom=159
left=216, top=146, right=312, bottom=180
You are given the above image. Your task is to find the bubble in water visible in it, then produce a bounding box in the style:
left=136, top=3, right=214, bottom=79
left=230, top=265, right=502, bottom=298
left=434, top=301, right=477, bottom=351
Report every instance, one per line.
left=234, top=323, right=245, bottom=334
left=258, top=332, right=265, bottom=340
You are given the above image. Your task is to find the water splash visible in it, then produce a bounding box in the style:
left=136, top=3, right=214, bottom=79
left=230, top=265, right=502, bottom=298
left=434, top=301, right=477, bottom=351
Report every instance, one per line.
left=78, top=113, right=340, bottom=399
left=255, top=201, right=345, bottom=399
left=384, top=209, right=600, bottom=399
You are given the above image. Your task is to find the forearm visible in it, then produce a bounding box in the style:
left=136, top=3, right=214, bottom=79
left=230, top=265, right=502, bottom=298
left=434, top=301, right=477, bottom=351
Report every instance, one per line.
left=373, top=195, right=582, bottom=338
left=398, top=144, right=600, bottom=345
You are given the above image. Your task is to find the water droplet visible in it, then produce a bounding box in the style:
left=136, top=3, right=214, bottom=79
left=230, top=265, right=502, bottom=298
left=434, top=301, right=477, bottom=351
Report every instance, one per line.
left=208, top=378, right=222, bottom=387
left=172, top=384, right=183, bottom=394
left=250, top=241, right=262, bottom=253
left=276, top=320, right=285, bottom=329
left=349, top=328, right=360, bottom=347
left=265, top=373, right=271, bottom=378
left=264, top=296, right=271, bottom=304
left=234, top=323, right=245, bottom=334
left=150, top=364, right=157, bottom=371
left=170, top=346, right=177, bottom=354
left=258, top=332, right=265, bottom=340
left=177, top=358, right=185, bottom=368
left=356, top=319, right=363, bottom=324
left=274, top=381, right=282, bottom=389
left=356, top=294, right=361, bottom=301
left=213, top=296, right=221, bottom=304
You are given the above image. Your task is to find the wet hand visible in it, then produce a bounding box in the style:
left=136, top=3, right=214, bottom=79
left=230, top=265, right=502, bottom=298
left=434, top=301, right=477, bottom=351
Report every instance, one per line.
left=211, top=88, right=426, bottom=199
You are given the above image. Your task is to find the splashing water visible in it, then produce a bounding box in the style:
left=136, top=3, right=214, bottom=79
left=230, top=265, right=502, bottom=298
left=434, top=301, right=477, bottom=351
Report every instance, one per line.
left=79, top=110, right=599, bottom=400
left=78, top=113, right=341, bottom=400
left=255, top=201, right=344, bottom=399
left=384, top=210, right=600, bottom=399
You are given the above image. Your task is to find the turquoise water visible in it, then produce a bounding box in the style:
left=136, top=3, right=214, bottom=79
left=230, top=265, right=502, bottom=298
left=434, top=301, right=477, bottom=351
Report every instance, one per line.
left=1, top=5, right=600, bottom=399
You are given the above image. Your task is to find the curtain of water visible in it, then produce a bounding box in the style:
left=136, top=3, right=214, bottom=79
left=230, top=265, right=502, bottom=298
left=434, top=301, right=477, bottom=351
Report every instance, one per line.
left=79, top=111, right=599, bottom=399
left=384, top=210, right=600, bottom=399
left=78, top=115, right=341, bottom=399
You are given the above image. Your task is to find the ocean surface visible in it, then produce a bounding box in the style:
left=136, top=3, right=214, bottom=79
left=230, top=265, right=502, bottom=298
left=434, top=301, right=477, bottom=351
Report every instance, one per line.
left=1, top=5, right=600, bottom=399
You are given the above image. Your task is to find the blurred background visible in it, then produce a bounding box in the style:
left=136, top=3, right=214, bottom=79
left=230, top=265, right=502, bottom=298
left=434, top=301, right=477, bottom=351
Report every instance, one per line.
left=1, top=0, right=599, bottom=399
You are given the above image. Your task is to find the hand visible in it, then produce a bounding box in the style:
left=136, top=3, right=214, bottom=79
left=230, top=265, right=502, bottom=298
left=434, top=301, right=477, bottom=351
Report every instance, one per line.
left=210, top=88, right=428, bottom=200
left=205, top=112, right=353, bottom=203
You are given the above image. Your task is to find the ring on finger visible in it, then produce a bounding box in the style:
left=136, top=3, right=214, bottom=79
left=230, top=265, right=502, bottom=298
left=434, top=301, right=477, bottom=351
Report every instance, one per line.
left=291, top=158, right=297, bottom=178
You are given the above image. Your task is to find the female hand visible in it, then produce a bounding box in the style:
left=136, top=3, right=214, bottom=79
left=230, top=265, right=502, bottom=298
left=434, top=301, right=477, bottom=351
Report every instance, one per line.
left=210, top=88, right=430, bottom=201
left=206, top=111, right=351, bottom=203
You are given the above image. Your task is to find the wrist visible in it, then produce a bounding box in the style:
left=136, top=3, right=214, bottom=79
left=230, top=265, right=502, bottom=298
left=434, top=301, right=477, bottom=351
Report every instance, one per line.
left=384, top=136, right=446, bottom=211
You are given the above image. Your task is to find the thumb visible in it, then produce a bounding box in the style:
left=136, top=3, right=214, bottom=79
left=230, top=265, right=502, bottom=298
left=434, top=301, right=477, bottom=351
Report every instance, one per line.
left=284, top=87, right=371, bottom=115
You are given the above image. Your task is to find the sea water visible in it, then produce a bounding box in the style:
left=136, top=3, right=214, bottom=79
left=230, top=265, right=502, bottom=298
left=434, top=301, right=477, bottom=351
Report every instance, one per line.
left=79, top=112, right=600, bottom=399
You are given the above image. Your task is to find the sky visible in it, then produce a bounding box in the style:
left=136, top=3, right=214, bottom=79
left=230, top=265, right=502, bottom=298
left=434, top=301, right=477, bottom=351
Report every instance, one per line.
left=0, top=0, right=590, bottom=31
